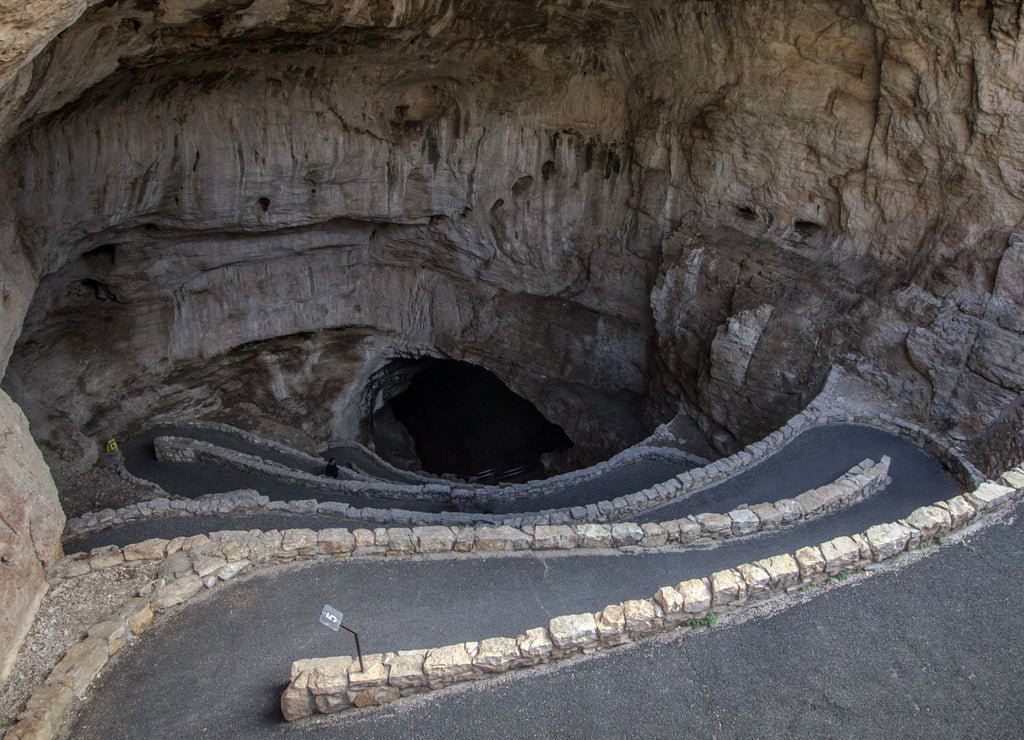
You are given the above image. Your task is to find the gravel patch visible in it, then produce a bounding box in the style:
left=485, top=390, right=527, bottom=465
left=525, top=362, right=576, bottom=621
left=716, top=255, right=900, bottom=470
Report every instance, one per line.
left=0, top=560, right=159, bottom=734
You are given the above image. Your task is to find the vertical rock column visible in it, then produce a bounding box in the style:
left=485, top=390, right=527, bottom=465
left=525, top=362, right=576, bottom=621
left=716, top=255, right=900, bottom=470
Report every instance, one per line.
left=0, top=389, right=64, bottom=681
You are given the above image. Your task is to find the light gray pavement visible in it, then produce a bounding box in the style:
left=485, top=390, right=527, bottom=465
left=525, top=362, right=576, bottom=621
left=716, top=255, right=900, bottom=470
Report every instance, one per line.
left=61, top=423, right=1002, bottom=738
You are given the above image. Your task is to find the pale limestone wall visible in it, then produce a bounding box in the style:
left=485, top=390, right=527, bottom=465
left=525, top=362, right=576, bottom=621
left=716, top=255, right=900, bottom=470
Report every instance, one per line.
left=0, top=390, right=64, bottom=683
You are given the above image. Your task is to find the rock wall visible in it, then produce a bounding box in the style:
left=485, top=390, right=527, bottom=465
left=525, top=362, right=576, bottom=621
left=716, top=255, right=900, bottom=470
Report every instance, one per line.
left=3, top=0, right=1024, bottom=685
left=0, top=390, right=64, bottom=682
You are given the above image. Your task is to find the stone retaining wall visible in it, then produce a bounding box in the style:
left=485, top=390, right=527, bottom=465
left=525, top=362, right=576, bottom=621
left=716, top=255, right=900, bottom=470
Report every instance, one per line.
left=12, top=465, right=1021, bottom=738
left=68, top=406, right=954, bottom=537
left=56, top=458, right=889, bottom=577
left=279, top=472, right=1024, bottom=720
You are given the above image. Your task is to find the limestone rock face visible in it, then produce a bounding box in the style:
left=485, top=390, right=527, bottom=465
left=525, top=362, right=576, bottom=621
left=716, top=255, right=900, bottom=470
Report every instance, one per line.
left=0, top=389, right=64, bottom=682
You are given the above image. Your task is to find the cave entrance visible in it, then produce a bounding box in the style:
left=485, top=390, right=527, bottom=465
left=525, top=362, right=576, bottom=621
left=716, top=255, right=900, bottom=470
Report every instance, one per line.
left=368, top=358, right=573, bottom=481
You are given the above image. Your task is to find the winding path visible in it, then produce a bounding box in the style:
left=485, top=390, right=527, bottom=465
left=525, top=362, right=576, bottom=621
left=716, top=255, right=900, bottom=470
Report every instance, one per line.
left=63, top=423, right=1017, bottom=739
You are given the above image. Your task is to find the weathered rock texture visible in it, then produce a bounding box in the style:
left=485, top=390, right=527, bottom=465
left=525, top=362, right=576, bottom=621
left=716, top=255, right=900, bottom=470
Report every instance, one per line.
left=3, top=0, right=1024, bottom=682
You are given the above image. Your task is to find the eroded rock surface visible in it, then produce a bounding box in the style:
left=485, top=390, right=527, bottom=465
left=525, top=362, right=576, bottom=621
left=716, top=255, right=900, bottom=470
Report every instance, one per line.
left=2, top=0, right=1024, bottom=681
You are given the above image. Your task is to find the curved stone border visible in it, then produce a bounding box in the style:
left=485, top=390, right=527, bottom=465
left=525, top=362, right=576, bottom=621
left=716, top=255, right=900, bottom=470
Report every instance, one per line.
left=57, top=457, right=889, bottom=571
left=152, top=418, right=706, bottom=494
left=279, top=474, right=1024, bottom=720
left=16, top=466, right=1019, bottom=738
left=66, top=408, right=955, bottom=537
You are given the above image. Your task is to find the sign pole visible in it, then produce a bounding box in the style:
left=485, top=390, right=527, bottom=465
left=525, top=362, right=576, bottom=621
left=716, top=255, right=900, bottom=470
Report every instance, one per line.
left=319, top=604, right=365, bottom=672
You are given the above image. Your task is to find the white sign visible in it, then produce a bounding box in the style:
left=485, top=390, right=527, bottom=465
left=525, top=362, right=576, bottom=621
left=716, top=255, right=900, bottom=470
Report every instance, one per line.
left=319, top=604, right=343, bottom=632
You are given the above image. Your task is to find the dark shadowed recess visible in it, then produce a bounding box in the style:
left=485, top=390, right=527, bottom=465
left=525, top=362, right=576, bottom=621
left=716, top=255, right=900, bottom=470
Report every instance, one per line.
left=378, top=359, right=572, bottom=480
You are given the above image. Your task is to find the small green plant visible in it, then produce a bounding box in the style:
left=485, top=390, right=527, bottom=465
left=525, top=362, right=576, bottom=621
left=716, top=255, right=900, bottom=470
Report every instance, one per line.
left=686, top=613, right=718, bottom=629
left=920, top=540, right=931, bottom=549
left=836, top=570, right=850, bottom=581
left=935, top=535, right=944, bottom=545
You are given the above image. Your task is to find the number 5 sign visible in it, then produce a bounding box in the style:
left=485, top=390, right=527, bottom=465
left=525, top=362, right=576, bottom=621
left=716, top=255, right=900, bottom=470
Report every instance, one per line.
left=319, top=605, right=343, bottom=631
left=318, top=604, right=364, bottom=672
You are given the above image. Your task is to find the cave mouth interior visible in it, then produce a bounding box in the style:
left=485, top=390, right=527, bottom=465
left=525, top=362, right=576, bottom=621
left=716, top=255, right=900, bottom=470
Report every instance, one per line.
left=369, top=358, right=573, bottom=481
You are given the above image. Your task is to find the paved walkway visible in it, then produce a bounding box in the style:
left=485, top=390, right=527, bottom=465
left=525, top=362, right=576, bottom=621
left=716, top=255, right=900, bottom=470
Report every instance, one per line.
left=119, top=426, right=694, bottom=515
left=60, top=424, right=999, bottom=738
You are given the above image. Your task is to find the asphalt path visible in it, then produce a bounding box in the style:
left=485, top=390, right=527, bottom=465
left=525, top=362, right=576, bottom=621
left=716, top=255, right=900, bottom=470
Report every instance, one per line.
left=71, top=424, right=948, bottom=554
left=66, top=425, right=969, bottom=738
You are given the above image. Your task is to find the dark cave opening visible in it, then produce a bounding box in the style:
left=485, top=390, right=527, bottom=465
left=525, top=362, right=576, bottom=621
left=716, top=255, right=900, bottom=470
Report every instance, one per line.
left=372, top=359, right=573, bottom=481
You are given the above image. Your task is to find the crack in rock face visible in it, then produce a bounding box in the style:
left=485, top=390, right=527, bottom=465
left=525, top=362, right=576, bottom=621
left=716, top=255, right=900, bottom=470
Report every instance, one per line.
left=3, top=0, right=1024, bottom=681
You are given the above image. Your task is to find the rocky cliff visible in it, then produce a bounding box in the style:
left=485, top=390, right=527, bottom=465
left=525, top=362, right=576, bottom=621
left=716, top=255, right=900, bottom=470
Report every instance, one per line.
left=2, top=0, right=1024, bottom=679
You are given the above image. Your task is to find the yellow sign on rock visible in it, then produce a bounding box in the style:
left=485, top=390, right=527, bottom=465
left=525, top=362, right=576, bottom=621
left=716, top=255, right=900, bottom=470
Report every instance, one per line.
left=105, top=439, right=118, bottom=452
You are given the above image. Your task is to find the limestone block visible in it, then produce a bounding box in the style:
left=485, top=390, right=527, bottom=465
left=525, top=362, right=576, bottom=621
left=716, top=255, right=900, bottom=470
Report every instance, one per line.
left=46, top=637, right=108, bottom=697
left=864, top=522, right=912, bottom=561
left=373, top=528, right=390, bottom=548
left=312, top=688, right=355, bottom=714
left=905, top=505, right=951, bottom=540
left=516, top=627, right=553, bottom=665
left=774, top=499, right=804, bottom=523
left=944, top=495, right=976, bottom=529
left=453, top=527, right=476, bottom=553
left=193, top=554, right=228, bottom=579
left=152, top=574, right=203, bottom=609
left=794, top=488, right=831, bottom=518
left=902, top=521, right=923, bottom=550
left=610, top=523, right=644, bottom=547
left=748, top=502, right=782, bottom=531
left=87, top=620, right=127, bottom=654
left=654, top=586, right=684, bottom=617
left=473, top=637, right=520, bottom=673
left=385, top=650, right=427, bottom=689
left=758, top=553, right=800, bottom=591
left=318, top=528, right=356, bottom=554
left=181, top=534, right=211, bottom=551
left=305, top=656, right=353, bottom=695
left=48, top=554, right=91, bottom=580
left=386, top=527, right=415, bottom=555
left=575, top=524, right=613, bottom=548
left=281, top=528, right=319, bottom=555
left=622, top=598, right=662, bottom=635
left=533, top=525, right=578, bottom=550
left=281, top=672, right=313, bottom=721
left=351, top=686, right=400, bottom=707
left=795, top=546, right=826, bottom=581
left=89, top=545, right=124, bottom=570
left=660, top=520, right=681, bottom=542
left=549, top=612, right=599, bottom=651
left=736, top=562, right=772, bottom=600
left=6, top=717, right=51, bottom=739
left=966, top=481, right=1017, bottom=512
left=158, top=551, right=192, bottom=580
left=353, top=528, right=384, bottom=555
left=728, top=508, right=760, bottom=536
left=709, top=569, right=746, bottom=607
left=675, top=518, right=702, bottom=544
left=696, top=513, right=732, bottom=538
left=852, top=533, right=872, bottom=563
left=116, top=598, right=154, bottom=634
left=423, top=644, right=476, bottom=684
left=412, top=526, right=455, bottom=553
left=247, top=531, right=283, bottom=562
left=20, top=683, right=74, bottom=728
left=475, top=525, right=531, bottom=551
left=639, top=522, right=667, bottom=547
left=123, top=538, right=168, bottom=561
left=595, top=604, right=628, bottom=646
left=675, top=578, right=712, bottom=614
left=820, top=536, right=860, bottom=573
left=999, top=469, right=1024, bottom=489
left=216, top=559, right=252, bottom=581
left=348, top=654, right=389, bottom=690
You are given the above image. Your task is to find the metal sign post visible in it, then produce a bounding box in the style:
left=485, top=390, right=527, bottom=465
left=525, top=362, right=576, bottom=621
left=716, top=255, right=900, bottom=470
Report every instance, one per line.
left=319, top=604, right=365, bottom=673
